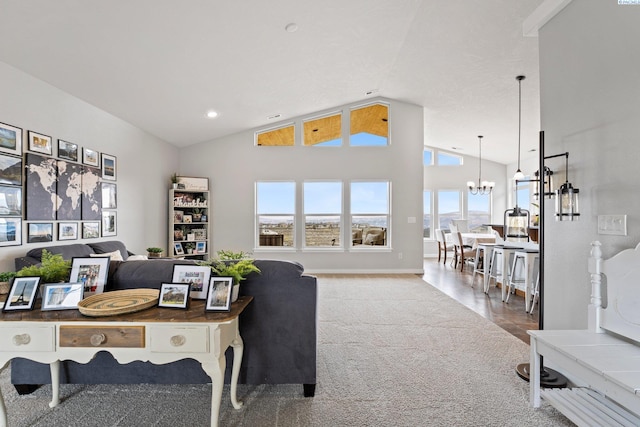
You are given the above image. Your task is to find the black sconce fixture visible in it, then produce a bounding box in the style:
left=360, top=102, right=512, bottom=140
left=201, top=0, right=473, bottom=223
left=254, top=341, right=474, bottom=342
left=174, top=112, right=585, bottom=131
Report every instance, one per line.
left=533, top=166, right=554, bottom=200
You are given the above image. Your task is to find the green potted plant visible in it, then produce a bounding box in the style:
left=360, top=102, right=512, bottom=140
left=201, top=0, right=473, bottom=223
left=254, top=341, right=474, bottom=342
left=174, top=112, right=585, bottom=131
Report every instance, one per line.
left=199, top=250, right=260, bottom=302
left=184, top=242, right=196, bottom=254
left=146, top=247, right=164, bottom=258
left=170, top=172, right=179, bottom=189
left=16, top=250, right=71, bottom=283
left=0, top=271, right=17, bottom=295
left=192, top=207, right=203, bottom=222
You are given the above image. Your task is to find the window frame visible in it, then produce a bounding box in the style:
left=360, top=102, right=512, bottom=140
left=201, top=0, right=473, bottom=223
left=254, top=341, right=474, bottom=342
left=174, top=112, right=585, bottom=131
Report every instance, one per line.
left=302, top=180, right=344, bottom=249
left=255, top=181, right=296, bottom=249
left=350, top=180, right=390, bottom=249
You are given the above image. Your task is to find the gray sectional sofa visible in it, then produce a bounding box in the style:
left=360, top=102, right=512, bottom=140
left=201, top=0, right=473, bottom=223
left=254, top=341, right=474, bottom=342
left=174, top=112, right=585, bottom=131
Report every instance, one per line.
left=11, top=241, right=318, bottom=397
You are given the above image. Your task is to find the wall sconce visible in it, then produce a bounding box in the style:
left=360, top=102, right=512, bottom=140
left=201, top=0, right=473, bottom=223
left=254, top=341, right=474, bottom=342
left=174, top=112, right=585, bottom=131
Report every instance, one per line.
left=533, top=166, right=554, bottom=200
left=546, top=152, right=580, bottom=221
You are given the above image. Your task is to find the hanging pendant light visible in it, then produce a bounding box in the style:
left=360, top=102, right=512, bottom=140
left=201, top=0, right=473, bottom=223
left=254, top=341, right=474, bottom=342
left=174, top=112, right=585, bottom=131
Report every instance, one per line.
left=513, top=75, right=526, bottom=180
left=467, top=135, right=494, bottom=195
left=555, top=153, right=580, bottom=221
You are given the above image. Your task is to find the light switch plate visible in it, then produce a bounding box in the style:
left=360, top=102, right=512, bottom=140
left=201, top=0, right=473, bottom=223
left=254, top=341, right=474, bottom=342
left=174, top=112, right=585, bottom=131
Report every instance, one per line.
left=597, top=215, right=627, bottom=236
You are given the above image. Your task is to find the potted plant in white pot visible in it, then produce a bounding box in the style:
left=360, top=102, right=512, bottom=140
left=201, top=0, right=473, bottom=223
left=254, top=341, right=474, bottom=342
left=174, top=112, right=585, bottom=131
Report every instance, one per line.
left=199, top=250, right=260, bottom=302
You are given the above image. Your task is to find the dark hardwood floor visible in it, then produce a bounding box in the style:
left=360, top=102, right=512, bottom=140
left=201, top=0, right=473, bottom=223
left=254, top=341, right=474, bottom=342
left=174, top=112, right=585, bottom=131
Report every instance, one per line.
left=422, top=257, right=538, bottom=344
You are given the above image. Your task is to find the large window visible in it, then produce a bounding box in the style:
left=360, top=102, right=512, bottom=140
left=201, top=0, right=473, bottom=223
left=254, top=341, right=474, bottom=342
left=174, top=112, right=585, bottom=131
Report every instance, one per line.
left=303, top=113, right=342, bottom=146
left=303, top=181, right=342, bottom=247
left=423, top=190, right=432, bottom=238
left=256, top=182, right=295, bottom=247
left=423, top=149, right=433, bottom=166
left=438, top=190, right=461, bottom=231
left=437, top=152, right=463, bottom=165
left=350, top=103, right=389, bottom=146
left=467, top=193, right=491, bottom=230
left=351, top=181, right=389, bottom=247
left=256, top=124, right=295, bottom=146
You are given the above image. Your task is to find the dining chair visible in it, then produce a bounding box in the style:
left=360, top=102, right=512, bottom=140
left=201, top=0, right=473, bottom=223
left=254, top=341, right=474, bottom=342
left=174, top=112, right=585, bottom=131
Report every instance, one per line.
left=436, top=228, right=455, bottom=264
left=451, top=231, right=476, bottom=272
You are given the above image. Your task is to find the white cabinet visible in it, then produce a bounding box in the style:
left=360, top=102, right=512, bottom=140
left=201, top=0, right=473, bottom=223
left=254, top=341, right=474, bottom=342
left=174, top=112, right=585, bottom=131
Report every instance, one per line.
left=169, top=189, right=210, bottom=259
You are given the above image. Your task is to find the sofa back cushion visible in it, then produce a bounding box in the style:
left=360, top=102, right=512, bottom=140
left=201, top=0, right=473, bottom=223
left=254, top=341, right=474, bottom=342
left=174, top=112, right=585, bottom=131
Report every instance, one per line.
left=88, top=241, right=129, bottom=260
left=26, top=243, right=95, bottom=262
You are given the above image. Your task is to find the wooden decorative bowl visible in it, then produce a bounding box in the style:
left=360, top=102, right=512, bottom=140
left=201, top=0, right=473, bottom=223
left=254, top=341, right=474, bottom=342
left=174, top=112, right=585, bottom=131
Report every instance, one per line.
left=78, top=289, right=160, bottom=317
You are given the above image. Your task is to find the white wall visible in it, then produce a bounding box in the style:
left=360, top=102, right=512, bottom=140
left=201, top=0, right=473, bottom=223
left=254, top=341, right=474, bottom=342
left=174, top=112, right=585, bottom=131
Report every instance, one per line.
left=539, top=0, right=640, bottom=329
left=0, top=61, right=179, bottom=272
left=180, top=98, right=425, bottom=273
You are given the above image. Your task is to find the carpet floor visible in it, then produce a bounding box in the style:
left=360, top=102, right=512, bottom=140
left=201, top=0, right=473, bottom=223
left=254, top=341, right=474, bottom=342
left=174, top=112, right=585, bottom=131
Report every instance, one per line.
left=0, top=274, right=572, bottom=426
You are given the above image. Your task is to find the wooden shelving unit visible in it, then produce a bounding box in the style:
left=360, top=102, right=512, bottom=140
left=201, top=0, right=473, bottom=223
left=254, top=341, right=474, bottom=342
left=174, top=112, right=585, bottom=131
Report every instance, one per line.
left=169, top=189, right=210, bottom=260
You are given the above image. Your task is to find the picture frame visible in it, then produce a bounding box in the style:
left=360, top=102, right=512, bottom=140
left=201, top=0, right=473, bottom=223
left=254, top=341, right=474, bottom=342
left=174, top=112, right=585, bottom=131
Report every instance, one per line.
left=0, top=217, right=22, bottom=247
left=82, top=148, right=99, bottom=166
left=2, top=276, right=40, bottom=312
left=0, top=153, right=22, bottom=186
left=101, top=182, right=117, bottom=209
left=82, top=221, right=100, bottom=239
left=158, top=283, right=190, bottom=309
left=173, top=210, right=183, bottom=223
left=28, top=130, right=52, bottom=155
left=174, top=242, right=184, bottom=256
left=69, top=256, right=110, bottom=295
left=193, top=228, right=207, bottom=240
left=57, top=139, right=79, bottom=162
left=183, top=214, right=192, bottom=224
left=101, top=153, right=117, bottom=181
left=205, top=277, right=233, bottom=312
left=102, top=211, right=117, bottom=237
left=0, top=122, right=22, bottom=156
left=196, top=241, right=206, bottom=254
left=171, top=264, right=211, bottom=299
left=27, top=222, right=53, bottom=243
left=176, top=176, right=209, bottom=191
left=0, top=185, right=22, bottom=216
left=41, top=282, right=84, bottom=311
left=58, top=222, right=78, bottom=240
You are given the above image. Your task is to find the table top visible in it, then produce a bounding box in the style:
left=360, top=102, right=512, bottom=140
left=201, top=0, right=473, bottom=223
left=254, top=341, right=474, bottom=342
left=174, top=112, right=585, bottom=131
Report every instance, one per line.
left=0, top=295, right=253, bottom=323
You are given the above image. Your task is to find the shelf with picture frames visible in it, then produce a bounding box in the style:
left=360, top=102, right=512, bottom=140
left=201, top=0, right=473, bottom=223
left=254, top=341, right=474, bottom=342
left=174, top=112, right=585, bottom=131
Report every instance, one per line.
left=169, top=188, right=210, bottom=260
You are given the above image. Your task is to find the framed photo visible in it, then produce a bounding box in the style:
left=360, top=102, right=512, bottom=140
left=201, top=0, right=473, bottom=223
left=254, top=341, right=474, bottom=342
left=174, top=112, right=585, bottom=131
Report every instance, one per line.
left=0, top=153, right=22, bottom=186
left=27, top=222, right=53, bottom=243
left=173, top=229, right=184, bottom=241
left=0, top=217, right=22, bottom=247
left=173, top=210, right=183, bottom=223
left=2, top=277, right=40, bottom=312
left=171, top=264, right=211, bottom=299
left=41, top=282, right=84, bottom=311
left=101, top=153, right=117, bottom=181
left=196, top=241, right=206, bottom=254
left=205, top=277, right=233, bottom=312
left=58, top=139, right=79, bottom=162
left=58, top=222, right=78, bottom=240
left=183, top=214, right=192, bottom=224
left=194, top=228, right=207, bottom=240
left=69, top=256, right=110, bottom=295
left=0, top=185, right=22, bottom=216
left=101, top=182, right=117, bottom=209
left=82, top=148, right=99, bottom=166
left=82, top=221, right=100, bottom=239
left=28, top=130, right=52, bottom=155
left=158, top=283, right=190, bottom=309
left=174, top=242, right=184, bottom=256
left=0, top=122, right=22, bottom=156
left=102, top=211, right=117, bottom=236
left=176, top=176, right=208, bottom=191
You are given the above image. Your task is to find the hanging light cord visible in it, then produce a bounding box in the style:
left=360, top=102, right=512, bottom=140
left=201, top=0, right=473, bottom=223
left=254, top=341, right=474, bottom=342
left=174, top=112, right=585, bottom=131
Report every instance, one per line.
left=517, top=77, right=522, bottom=171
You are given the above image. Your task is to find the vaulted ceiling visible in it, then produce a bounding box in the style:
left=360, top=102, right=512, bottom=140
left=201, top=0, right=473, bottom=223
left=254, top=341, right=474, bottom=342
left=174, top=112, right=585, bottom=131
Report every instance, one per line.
left=0, top=0, right=543, bottom=164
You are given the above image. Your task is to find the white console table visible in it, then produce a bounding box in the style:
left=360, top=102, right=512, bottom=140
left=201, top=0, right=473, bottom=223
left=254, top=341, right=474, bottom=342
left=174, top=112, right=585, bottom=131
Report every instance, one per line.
left=0, top=295, right=252, bottom=427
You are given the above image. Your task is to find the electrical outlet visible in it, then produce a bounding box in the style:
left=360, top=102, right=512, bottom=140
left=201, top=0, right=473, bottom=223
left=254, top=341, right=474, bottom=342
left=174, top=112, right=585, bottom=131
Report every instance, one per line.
left=597, top=215, right=627, bottom=236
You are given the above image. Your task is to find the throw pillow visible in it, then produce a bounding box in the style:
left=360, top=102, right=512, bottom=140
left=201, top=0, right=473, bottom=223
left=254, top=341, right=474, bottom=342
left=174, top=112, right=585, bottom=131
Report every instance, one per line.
left=89, top=250, right=124, bottom=261
left=126, top=255, right=149, bottom=261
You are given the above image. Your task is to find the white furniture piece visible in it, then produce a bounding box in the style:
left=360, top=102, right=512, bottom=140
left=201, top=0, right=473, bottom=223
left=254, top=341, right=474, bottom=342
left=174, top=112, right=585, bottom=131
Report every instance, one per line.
left=170, top=188, right=210, bottom=259
left=529, top=241, right=640, bottom=426
left=0, top=296, right=252, bottom=427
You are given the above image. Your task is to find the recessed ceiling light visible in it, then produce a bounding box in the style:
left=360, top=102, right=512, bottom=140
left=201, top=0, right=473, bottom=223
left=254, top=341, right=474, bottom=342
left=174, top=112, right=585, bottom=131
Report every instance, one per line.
left=206, top=111, right=218, bottom=119
left=285, top=23, right=298, bottom=33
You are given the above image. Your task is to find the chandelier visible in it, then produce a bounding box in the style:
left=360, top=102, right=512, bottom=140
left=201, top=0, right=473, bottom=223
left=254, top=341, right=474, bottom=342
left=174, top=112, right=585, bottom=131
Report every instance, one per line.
left=467, top=135, right=494, bottom=195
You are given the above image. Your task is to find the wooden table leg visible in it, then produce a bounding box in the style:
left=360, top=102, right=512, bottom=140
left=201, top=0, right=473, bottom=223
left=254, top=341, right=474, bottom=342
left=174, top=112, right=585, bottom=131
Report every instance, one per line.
left=49, top=361, right=60, bottom=408
left=201, top=354, right=226, bottom=427
left=230, top=337, right=244, bottom=409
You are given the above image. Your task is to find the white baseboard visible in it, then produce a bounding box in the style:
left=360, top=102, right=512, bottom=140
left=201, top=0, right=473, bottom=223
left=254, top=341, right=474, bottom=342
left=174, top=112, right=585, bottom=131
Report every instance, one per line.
left=306, top=268, right=425, bottom=275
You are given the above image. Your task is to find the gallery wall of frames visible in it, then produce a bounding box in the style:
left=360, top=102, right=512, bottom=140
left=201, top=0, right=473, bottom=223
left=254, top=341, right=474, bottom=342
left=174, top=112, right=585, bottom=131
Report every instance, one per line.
left=1, top=121, right=117, bottom=247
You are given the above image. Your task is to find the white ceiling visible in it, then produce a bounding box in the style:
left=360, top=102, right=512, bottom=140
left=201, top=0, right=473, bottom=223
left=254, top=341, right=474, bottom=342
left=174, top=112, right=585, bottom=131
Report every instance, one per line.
left=0, top=0, right=543, bottom=165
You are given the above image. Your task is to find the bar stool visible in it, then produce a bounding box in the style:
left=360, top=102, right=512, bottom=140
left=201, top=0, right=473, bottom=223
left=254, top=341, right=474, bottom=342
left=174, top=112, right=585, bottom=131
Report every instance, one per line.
left=485, top=245, right=504, bottom=294
left=529, top=273, right=540, bottom=314
left=474, top=243, right=496, bottom=288
left=486, top=246, right=523, bottom=300
left=506, top=249, right=539, bottom=312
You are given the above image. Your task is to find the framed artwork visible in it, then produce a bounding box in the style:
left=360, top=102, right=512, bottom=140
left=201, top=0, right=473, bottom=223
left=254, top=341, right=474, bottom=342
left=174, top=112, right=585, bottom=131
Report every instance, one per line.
left=0, top=153, right=22, bottom=186
left=158, top=283, right=190, bottom=309
left=183, top=214, right=192, bottom=224
left=174, top=242, right=184, bottom=256
left=83, top=148, right=99, bottom=166
left=25, top=153, right=57, bottom=220
left=28, top=130, right=52, bottom=155
left=101, top=153, right=116, bottom=180
left=0, top=185, right=22, bottom=216
left=101, top=182, right=117, bottom=209
left=0, top=122, right=22, bottom=156
left=58, top=139, right=79, bottom=162
left=2, top=276, right=40, bottom=312
left=58, top=222, right=78, bottom=240
left=81, top=166, right=102, bottom=220
left=176, top=176, right=208, bottom=191
left=41, top=282, right=84, bottom=311
left=194, top=228, right=207, bottom=240
left=173, top=229, right=184, bottom=241
left=27, top=222, right=53, bottom=243
left=102, top=211, right=117, bottom=236
left=171, top=264, right=211, bottom=299
left=173, top=210, right=183, bottom=222
left=69, top=256, right=110, bottom=295
left=0, top=217, right=21, bottom=247
left=196, top=241, right=206, bottom=254
left=205, top=277, right=233, bottom=312
left=82, top=221, right=100, bottom=239
left=56, top=160, right=82, bottom=220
